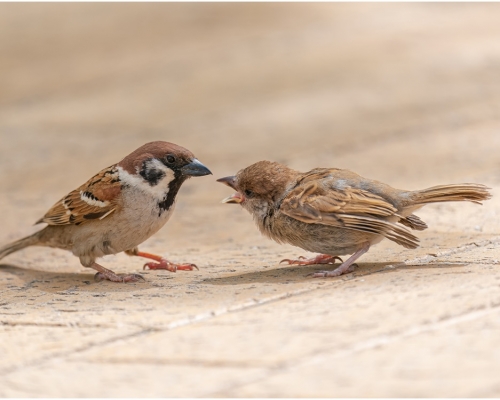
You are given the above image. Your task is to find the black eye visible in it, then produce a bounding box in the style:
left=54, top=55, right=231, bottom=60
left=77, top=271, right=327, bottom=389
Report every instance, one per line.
left=166, top=155, right=176, bottom=164
left=244, top=189, right=254, bottom=198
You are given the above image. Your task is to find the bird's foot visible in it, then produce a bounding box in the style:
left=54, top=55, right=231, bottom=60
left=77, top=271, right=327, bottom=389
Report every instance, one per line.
left=94, top=271, right=145, bottom=283
left=125, top=249, right=199, bottom=272
left=308, top=243, right=370, bottom=278
left=143, top=259, right=198, bottom=272
left=280, top=254, right=343, bottom=266
left=309, top=263, right=358, bottom=278
left=91, top=262, right=145, bottom=283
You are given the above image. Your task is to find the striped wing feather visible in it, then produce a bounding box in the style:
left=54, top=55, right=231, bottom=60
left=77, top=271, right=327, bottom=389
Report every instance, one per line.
left=281, top=180, right=419, bottom=249
left=37, top=165, right=122, bottom=226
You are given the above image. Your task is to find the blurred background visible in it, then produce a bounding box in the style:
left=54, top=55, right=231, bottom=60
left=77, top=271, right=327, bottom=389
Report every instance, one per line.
left=1, top=3, right=500, bottom=397
left=2, top=3, right=500, bottom=194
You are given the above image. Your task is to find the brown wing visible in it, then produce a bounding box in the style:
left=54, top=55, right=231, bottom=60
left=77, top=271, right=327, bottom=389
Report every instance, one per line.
left=281, top=179, right=419, bottom=249
left=37, top=165, right=122, bottom=226
left=398, top=214, right=428, bottom=231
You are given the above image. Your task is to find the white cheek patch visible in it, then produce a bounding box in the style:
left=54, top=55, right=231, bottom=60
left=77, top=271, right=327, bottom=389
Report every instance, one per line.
left=79, top=191, right=110, bottom=207
left=117, top=163, right=175, bottom=200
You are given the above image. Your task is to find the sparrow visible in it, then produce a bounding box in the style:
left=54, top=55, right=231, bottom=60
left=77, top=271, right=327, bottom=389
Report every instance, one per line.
left=218, top=161, right=491, bottom=277
left=0, top=141, right=211, bottom=283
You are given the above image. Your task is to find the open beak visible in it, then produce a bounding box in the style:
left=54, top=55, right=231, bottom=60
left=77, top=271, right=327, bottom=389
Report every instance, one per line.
left=217, top=175, right=243, bottom=204
left=221, top=192, right=244, bottom=204
left=181, top=159, right=212, bottom=177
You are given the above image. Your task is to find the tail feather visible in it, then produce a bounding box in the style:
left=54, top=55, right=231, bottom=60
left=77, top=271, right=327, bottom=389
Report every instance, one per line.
left=0, top=233, right=40, bottom=261
left=412, top=184, right=492, bottom=205
left=399, top=214, right=428, bottom=231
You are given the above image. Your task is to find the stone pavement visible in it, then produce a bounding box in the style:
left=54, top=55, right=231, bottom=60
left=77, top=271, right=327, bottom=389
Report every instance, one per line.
left=1, top=3, right=500, bottom=397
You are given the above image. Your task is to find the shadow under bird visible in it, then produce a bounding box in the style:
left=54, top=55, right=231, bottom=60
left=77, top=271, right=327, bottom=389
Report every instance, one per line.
left=0, top=141, right=211, bottom=283
left=218, top=161, right=492, bottom=277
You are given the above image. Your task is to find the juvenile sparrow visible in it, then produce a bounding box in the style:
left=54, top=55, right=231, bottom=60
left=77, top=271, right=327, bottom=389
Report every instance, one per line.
left=218, top=161, right=491, bottom=277
left=0, top=141, right=211, bottom=283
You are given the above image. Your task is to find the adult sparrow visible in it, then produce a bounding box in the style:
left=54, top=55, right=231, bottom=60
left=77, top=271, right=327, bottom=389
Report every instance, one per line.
left=0, top=141, right=211, bottom=283
left=218, top=161, right=491, bottom=277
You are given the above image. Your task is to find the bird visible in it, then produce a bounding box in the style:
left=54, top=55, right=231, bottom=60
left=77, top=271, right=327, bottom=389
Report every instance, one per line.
left=217, top=161, right=492, bottom=277
left=0, top=141, right=211, bottom=283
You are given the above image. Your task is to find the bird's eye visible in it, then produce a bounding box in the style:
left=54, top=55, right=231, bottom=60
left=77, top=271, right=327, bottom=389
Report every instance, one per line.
left=166, top=155, right=176, bottom=164
left=244, top=189, right=254, bottom=198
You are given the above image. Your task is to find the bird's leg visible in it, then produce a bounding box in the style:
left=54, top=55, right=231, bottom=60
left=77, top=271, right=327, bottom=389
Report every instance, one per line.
left=280, top=253, right=343, bottom=266
left=125, top=248, right=198, bottom=272
left=310, top=243, right=371, bottom=278
left=91, top=262, right=145, bottom=283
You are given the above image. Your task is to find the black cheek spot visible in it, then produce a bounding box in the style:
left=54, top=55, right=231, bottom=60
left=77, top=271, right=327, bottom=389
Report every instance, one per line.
left=140, top=162, right=166, bottom=186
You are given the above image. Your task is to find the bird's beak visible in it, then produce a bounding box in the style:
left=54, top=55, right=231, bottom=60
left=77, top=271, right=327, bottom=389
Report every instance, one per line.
left=221, top=192, right=244, bottom=204
left=217, top=176, right=243, bottom=204
left=217, top=176, right=237, bottom=190
left=181, top=159, right=212, bottom=177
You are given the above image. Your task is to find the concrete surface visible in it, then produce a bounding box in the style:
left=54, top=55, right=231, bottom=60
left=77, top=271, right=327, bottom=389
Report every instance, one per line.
left=1, top=3, right=500, bottom=397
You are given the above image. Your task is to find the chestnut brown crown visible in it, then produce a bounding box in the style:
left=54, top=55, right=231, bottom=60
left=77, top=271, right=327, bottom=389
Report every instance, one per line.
left=119, top=141, right=207, bottom=175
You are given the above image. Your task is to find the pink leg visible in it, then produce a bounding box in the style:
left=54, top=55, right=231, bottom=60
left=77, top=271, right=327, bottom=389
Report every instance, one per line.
left=128, top=250, right=198, bottom=272
left=280, top=254, right=343, bottom=266
left=310, top=243, right=370, bottom=278
left=92, top=262, right=145, bottom=283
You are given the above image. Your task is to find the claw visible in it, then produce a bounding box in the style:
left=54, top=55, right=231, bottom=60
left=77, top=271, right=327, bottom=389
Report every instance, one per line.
left=131, top=250, right=198, bottom=273
left=143, top=260, right=198, bottom=272
left=143, top=262, right=156, bottom=271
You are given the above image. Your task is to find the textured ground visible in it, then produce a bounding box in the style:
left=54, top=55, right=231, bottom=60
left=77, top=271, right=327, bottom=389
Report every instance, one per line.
left=1, top=3, right=500, bottom=397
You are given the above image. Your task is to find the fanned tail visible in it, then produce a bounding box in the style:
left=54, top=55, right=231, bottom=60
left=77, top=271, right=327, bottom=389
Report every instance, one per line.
left=412, top=184, right=492, bottom=205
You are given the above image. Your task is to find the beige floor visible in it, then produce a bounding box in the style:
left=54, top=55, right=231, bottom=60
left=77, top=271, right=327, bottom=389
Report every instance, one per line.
left=1, top=4, right=500, bottom=397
